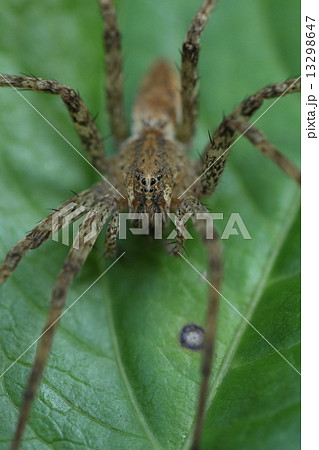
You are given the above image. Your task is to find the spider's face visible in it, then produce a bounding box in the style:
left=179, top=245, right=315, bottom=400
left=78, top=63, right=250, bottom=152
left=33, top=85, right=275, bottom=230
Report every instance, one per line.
left=126, top=168, right=173, bottom=223
left=124, top=133, right=174, bottom=223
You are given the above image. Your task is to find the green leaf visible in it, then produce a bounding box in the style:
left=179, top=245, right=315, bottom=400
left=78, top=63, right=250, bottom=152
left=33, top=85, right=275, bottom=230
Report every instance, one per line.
left=0, top=0, right=300, bottom=449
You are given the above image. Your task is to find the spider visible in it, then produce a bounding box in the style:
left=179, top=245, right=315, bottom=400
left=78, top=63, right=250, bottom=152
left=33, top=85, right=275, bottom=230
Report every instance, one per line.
left=0, top=0, right=301, bottom=449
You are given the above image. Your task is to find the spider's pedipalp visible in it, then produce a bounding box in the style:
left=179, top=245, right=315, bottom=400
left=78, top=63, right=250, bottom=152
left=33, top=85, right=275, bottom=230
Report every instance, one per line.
left=105, top=211, right=120, bottom=258
left=176, top=0, right=218, bottom=145
left=199, top=78, right=301, bottom=197
left=0, top=184, right=108, bottom=285
left=0, top=74, right=108, bottom=172
left=99, top=0, right=129, bottom=145
left=11, top=200, right=114, bottom=450
left=167, top=206, right=190, bottom=257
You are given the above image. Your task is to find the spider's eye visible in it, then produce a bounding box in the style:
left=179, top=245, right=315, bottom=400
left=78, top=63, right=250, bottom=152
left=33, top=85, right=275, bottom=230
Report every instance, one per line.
left=150, top=178, right=156, bottom=185
left=156, top=174, right=162, bottom=180
left=142, top=178, right=146, bottom=185
left=136, top=174, right=141, bottom=180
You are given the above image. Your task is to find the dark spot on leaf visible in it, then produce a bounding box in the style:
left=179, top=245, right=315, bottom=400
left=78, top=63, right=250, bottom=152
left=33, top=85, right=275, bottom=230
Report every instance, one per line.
left=180, top=324, right=204, bottom=350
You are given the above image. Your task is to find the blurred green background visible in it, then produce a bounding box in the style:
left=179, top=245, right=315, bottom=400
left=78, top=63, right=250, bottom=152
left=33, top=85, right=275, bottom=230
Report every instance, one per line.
left=0, top=0, right=300, bottom=449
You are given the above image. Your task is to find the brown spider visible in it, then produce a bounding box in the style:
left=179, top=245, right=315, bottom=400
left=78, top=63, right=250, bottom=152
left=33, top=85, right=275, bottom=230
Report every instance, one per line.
left=0, top=0, right=301, bottom=448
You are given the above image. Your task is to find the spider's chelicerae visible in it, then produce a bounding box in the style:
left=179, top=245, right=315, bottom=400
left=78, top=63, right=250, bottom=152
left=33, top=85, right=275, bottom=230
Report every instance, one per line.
left=0, top=0, right=301, bottom=448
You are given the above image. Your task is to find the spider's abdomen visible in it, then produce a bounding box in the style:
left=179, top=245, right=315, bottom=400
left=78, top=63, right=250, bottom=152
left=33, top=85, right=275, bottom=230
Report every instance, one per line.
left=132, top=59, right=181, bottom=139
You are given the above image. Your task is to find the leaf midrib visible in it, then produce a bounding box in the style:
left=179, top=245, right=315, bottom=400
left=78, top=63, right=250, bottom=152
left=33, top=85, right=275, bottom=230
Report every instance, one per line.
left=101, top=268, right=162, bottom=449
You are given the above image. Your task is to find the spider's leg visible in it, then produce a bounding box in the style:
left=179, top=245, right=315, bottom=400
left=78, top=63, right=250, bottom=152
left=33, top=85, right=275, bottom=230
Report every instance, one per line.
left=229, top=119, right=301, bottom=185
left=105, top=211, right=119, bottom=258
left=99, top=0, right=129, bottom=145
left=11, top=200, right=113, bottom=450
left=182, top=197, right=222, bottom=450
left=165, top=206, right=189, bottom=256
left=0, top=75, right=108, bottom=172
left=176, top=0, right=218, bottom=145
left=0, top=183, right=108, bottom=285
left=199, top=77, right=301, bottom=196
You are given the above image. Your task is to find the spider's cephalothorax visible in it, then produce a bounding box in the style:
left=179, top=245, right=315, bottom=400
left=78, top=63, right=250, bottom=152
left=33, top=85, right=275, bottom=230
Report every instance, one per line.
left=0, top=0, right=300, bottom=449
left=124, top=133, right=180, bottom=220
